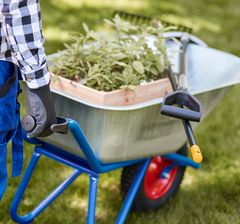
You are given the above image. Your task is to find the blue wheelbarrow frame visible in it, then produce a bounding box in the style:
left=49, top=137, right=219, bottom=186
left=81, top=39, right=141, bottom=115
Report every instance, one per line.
left=10, top=118, right=200, bottom=224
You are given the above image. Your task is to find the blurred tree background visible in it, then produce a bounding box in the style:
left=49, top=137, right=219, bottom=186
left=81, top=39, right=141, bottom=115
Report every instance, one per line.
left=1, top=0, right=240, bottom=223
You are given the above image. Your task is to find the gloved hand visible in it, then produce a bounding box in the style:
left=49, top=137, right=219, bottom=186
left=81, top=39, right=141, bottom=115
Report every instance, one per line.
left=23, top=84, right=57, bottom=138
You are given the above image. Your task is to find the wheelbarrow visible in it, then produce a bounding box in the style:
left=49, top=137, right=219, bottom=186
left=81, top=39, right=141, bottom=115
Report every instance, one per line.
left=9, top=32, right=240, bottom=223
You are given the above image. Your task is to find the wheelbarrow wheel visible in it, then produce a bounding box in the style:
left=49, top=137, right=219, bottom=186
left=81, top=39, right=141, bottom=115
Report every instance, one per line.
left=120, top=144, right=187, bottom=212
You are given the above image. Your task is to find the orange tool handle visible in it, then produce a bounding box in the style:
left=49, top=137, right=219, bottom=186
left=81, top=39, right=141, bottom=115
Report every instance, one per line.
left=189, top=145, right=203, bottom=163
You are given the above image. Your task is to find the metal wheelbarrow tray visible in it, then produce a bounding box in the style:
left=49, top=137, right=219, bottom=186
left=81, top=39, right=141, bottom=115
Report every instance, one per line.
left=10, top=33, right=240, bottom=224
left=41, top=34, right=240, bottom=163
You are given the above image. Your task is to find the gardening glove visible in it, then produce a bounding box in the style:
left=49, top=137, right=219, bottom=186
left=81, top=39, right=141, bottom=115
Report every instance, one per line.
left=23, top=84, right=57, bottom=138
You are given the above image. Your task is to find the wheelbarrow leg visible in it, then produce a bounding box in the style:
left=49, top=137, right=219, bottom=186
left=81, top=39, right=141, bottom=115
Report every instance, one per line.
left=116, top=159, right=151, bottom=224
left=10, top=150, right=81, bottom=224
left=10, top=151, right=40, bottom=223
left=87, top=175, right=99, bottom=224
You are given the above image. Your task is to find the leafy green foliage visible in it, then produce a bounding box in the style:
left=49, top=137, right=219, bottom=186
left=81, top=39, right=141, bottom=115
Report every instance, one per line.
left=52, top=15, right=170, bottom=91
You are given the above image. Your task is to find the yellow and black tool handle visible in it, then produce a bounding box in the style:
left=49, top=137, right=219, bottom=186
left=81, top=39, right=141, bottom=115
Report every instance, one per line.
left=161, top=34, right=203, bottom=163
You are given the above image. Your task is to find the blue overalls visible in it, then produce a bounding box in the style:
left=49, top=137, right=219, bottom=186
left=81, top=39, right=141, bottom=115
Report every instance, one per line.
left=0, top=60, right=23, bottom=200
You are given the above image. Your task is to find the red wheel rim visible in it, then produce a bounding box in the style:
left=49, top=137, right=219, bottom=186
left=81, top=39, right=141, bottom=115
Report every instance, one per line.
left=143, top=156, right=178, bottom=200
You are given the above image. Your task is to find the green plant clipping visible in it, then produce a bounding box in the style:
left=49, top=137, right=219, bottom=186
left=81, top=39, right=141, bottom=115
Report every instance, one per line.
left=51, top=15, right=171, bottom=92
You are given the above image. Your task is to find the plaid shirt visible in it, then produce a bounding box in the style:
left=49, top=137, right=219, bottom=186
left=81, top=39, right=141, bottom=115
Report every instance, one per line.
left=0, top=0, right=49, bottom=89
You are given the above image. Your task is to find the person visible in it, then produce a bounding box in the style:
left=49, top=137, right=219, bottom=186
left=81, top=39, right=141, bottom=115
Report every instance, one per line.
left=0, top=0, right=56, bottom=199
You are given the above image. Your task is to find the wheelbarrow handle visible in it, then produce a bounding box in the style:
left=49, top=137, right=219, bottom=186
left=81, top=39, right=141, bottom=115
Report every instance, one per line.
left=22, top=115, right=68, bottom=135
left=51, top=117, right=68, bottom=134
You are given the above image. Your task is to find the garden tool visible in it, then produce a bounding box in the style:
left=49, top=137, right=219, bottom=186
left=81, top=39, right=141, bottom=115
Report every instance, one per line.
left=116, top=11, right=202, bottom=162
left=161, top=34, right=203, bottom=163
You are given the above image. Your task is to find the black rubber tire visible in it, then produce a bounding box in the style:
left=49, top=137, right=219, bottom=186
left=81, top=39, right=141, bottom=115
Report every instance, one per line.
left=120, top=144, right=188, bottom=212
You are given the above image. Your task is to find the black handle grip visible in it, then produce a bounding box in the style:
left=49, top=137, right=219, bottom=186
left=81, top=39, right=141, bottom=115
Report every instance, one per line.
left=22, top=116, right=68, bottom=134
left=161, top=90, right=202, bottom=122
left=50, top=117, right=68, bottom=134
left=161, top=105, right=201, bottom=122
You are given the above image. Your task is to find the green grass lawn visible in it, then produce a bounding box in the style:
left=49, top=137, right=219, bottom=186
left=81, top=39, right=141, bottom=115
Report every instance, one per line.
left=1, top=0, right=240, bottom=223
